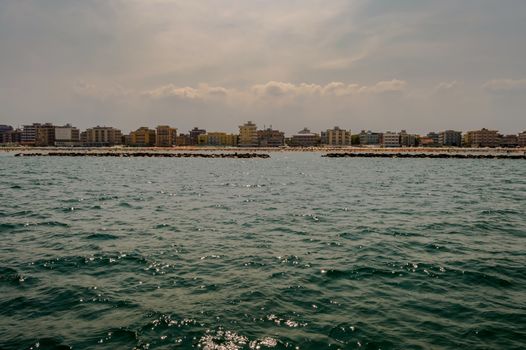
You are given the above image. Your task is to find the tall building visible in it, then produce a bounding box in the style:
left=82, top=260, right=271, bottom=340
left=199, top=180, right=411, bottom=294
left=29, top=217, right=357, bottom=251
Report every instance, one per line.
left=84, top=126, right=122, bottom=147
left=189, top=127, right=206, bottom=145
left=400, top=130, right=417, bottom=147
left=465, top=128, right=500, bottom=147
left=321, top=126, right=351, bottom=146
left=21, top=123, right=41, bottom=145
left=518, top=131, right=526, bottom=147
left=35, top=123, right=56, bottom=146
left=238, top=121, right=258, bottom=147
left=438, top=130, right=462, bottom=147
left=382, top=131, right=400, bottom=147
left=129, top=127, right=156, bottom=147
left=359, top=130, right=382, bottom=146
left=156, top=125, right=177, bottom=147
left=54, top=124, right=80, bottom=147
left=290, top=128, right=320, bottom=147
left=257, top=127, right=285, bottom=147
left=197, top=132, right=238, bottom=146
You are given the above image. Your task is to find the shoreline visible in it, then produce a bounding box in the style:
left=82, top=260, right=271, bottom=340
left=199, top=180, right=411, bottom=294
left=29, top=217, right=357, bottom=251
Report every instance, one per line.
left=1, top=146, right=526, bottom=154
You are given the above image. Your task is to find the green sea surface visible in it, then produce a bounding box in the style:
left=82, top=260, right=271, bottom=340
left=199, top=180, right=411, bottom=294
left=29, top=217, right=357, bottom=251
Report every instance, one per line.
left=0, top=152, right=525, bottom=349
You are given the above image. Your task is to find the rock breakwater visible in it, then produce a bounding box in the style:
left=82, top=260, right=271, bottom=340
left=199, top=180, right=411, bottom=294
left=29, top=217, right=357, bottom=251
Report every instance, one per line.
left=323, top=152, right=526, bottom=159
left=15, top=152, right=270, bottom=159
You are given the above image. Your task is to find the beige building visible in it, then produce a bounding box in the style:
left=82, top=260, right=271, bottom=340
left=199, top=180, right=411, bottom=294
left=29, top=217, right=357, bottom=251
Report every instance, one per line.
left=465, top=128, right=500, bottom=147
left=156, top=125, right=177, bottom=147
left=84, top=126, right=122, bottom=147
left=257, top=128, right=285, bottom=147
left=518, top=131, right=526, bottom=147
left=321, top=126, right=351, bottom=146
left=198, top=132, right=238, bottom=146
left=129, top=127, right=156, bottom=147
left=35, top=123, right=56, bottom=146
left=238, top=121, right=258, bottom=147
left=290, top=128, right=320, bottom=147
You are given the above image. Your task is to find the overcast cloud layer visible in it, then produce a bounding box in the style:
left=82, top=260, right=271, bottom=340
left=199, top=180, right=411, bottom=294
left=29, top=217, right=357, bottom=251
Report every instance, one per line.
left=1, top=0, right=525, bottom=134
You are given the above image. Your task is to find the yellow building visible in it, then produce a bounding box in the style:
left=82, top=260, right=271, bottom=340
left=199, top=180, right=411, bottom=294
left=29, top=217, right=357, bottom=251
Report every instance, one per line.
left=155, top=125, right=177, bottom=147
left=321, top=126, right=351, bottom=146
left=129, top=127, right=156, bottom=147
left=198, top=132, right=238, bottom=146
left=84, top=126, right=122, bottom=146
left=238, top=121, right=258, bottom=147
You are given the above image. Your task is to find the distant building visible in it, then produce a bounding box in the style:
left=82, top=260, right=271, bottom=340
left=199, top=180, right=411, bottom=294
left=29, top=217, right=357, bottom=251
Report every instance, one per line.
left=321, top=126, right=351, bottom=146
left=426, top=132, right=440, bottom=146
left=156, top=125, right=177, bottom=147
left=500, top=134, right=518, bottom=148
left=382, top=131, right=400, bottom=148
left=189, top=127, right=206, bottom=145
left=0, top=125, right=12, bottom=134
left=465, top=128, right=500, bottom=147
left=121, top=134, right=130, bottom=146
left=129, top=127, right=156, bottom=147
left=419, top=136, right=436, bottom=147
left=198, top=132, right=238, bottom=146
left=238, top=121, right=258, bottom=147
left=290, top=128, right=320, bottom=147
left=84, top=126, right=122, bottom=147
left=21, top=123, right=43, bottom=145
left=438, top=130, right=462, bottom=147
left=519, top=131, right=526, bottom=147
left=35, top=123, right=56, bottom=146
left=54, top=124, right=80, bottom=146
left=0, top=125, right=13, bottom=144
left=359, top=130, right=382, bottom=146
left=400, top=130, right=417, bottom=147
left=175, top=134, right=191, bottom=146
left=257, top=127, right=285, bottom=147
left=0, top=126, right=21, bottom=145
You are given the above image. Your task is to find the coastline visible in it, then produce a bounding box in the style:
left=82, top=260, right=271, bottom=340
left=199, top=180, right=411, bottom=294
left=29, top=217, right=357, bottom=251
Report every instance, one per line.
left=1, top=146, right=526, bottom=154
left=2, top=146, right=525, bottom=159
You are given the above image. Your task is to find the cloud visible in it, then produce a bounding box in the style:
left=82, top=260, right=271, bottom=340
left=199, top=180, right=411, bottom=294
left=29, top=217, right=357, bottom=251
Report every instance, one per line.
left=73, top=81, right=131, bottom=100
left=483, top=79, right=526, bottom=92
left=435, top=81, right=459, bottom=92
left=251, top=80, right=407, bottom=99
left=134, top=80, right=409, bottom=104
left=142, top=84, right=232, bottom=100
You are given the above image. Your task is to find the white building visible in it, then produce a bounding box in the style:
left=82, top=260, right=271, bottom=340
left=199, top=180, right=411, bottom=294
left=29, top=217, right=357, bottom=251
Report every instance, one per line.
left=54, top=124, right=80, bottom=147
left=382, top=131, right=400, bottom=147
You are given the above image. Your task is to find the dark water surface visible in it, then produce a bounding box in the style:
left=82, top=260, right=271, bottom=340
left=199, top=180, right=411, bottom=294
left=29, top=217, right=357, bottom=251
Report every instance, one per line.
left=1, top=153, right=525, bottom=349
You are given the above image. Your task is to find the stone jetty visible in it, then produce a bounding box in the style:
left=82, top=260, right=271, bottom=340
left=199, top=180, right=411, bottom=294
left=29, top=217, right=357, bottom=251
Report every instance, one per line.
left=15, top=152, right=270, bottom=159
left=322, top=152, right=526, bottom=159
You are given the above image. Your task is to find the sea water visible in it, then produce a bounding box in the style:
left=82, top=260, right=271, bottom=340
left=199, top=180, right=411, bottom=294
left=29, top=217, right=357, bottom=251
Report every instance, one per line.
left=0, top=152, right=525, bottom=349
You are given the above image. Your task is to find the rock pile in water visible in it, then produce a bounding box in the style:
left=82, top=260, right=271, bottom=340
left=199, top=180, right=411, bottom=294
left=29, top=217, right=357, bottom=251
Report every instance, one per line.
left=322, top=152, right=526, bottom=159
left=15, top=152, right=270, bottom=159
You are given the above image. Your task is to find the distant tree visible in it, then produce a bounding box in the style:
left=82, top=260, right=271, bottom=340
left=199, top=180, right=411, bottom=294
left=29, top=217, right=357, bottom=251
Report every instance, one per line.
left=351, top=134, right=360, bottom=145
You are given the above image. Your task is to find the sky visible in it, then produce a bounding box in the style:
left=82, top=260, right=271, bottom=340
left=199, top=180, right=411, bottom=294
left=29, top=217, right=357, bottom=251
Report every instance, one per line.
left=0, top=0, right=525, bottom=134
